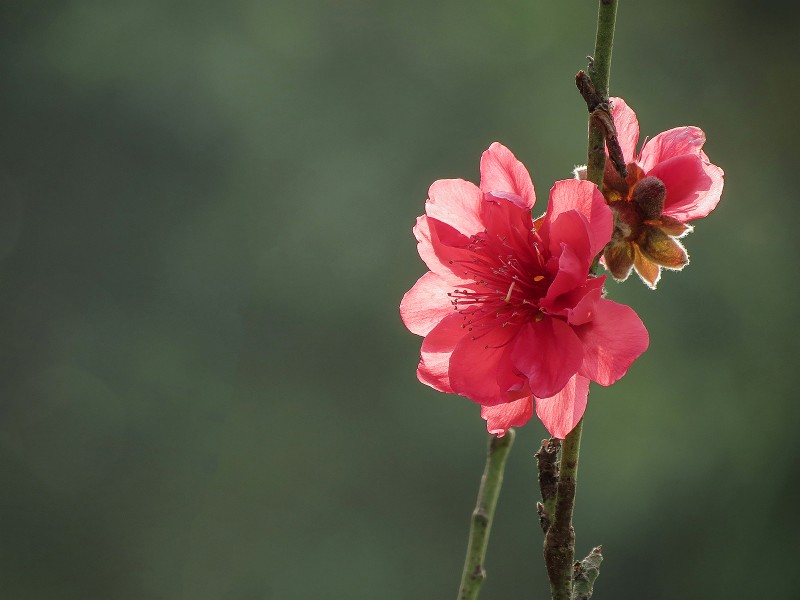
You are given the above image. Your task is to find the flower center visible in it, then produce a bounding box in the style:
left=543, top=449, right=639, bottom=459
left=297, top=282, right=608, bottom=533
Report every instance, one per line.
left=447, top=229, right=550, bottom=338
left=604, top=163, right=666, bottom=243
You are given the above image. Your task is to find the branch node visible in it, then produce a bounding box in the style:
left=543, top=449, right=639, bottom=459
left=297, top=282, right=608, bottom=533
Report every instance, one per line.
left=575, top=71, right=627, bottom=178
left=572, top=545, right=603, bottom=600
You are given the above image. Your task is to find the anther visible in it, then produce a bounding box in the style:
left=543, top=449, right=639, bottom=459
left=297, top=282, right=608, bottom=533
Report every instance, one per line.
left=534, top=275, right=545, bottom=282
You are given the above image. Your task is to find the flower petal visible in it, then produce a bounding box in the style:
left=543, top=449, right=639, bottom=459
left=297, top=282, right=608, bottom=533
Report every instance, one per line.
left=481, top=396, right=533, bottom=437
left=541, top=275, right=605, bottom=326
left=639, top=126, right=707, bottom=172
left=426, top=178, right=485, bottom=237
left=416, top=312, right=466, bottom=393
left=543, top=243, right=588, bottom=308
left=576, top=298, right=649, bottom=386
left=412, top=216, right=474, bottom=285
left=448, top=322, right=520, bottom=406
left=480, top=193, right=536, bottom=258
left=511, top=318, right=584, bottom=399
left=542, top=180, right=613, bottom=259
left=400, top=271, right=456, bottom=336
left=479, top=142, right=536, bottom=208
left=609, top=97, right=640, bottom=162
left=547, top=209, right=591, bottom=266
left=534, top=374, right=590, bottom=439
left=650, top=155, right=724, bottom=222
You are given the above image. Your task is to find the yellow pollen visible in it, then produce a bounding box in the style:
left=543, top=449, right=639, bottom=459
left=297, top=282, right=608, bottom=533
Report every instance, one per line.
left=533, top=275, right=544, bottom=282
left=504, top=281, right=516, bottom=303
left=535, top=312, right=544, bottom=322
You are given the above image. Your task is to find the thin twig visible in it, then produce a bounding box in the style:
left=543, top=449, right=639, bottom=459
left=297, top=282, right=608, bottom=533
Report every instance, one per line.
left=457, top=430, right=515, bottom=600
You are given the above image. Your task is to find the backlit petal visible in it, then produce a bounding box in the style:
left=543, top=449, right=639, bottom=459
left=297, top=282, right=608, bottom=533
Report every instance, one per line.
left=479, top=142, right=536, bottom=208
left=417, top=313, right=465, bottom=393
left=576, top=298, right=649, bottom=386
left=482, top=396, right=533, bottom=437
left=651, top=156, right=724, bottom=222
left=413, top=216, right=474, bottom=285
left=543, top=180, right=613, bottom=258
left=511, top=318, right=584, bottom=399
left=541, top=276, right=605, bottom=326
left=543, top=244, right=587, bottom=308
left=639, top=126, right=707, bottom=172
left=400, top=272, right=456, bottom=336
left=480, top=193, right=536, bottom=258
left=534, top=374, right=590, bottom=439
left=449, top=322, right=520, bottom=406
left=426, top=178, right=485, bottom=237
left=609, top=97, right=640, bottom=162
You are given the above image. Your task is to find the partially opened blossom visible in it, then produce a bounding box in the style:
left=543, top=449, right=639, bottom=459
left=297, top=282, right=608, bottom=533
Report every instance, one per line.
left=596, top=97, right=724, bottom=288
left=401, top=143, right=649, bottom=438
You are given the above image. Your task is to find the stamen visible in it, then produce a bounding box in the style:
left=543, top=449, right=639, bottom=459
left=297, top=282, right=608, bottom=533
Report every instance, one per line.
left=504, top=281, right=516, bottom=303
left=533, top=275, right=544, bottom=282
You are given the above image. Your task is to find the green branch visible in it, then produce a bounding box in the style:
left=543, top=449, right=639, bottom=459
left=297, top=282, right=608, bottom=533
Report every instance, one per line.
left=457, top=430, right=515, bottom=600
left=586, top=0, right=619, bottom=187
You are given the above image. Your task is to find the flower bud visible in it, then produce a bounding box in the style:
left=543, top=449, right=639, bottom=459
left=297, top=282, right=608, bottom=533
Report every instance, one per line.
left=631, top=176, right=666, bottom=220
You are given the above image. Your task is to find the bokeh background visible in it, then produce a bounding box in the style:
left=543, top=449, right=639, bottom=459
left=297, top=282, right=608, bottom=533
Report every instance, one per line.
left=1, top=1, right=797, bottom=598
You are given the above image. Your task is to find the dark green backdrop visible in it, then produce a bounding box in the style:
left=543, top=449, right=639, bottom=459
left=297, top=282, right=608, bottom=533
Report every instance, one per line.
left=1, top=1, right=797, bottom=598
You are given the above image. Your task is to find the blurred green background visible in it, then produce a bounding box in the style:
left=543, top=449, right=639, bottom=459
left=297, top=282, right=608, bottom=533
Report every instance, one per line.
left=1, top=1, right=797, bottom=598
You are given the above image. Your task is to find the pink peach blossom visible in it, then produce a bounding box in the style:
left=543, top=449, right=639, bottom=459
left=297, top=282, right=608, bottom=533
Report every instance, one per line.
left=599, top=98, right=725, bottom=288
left=401, top=143, right=649, bottom=438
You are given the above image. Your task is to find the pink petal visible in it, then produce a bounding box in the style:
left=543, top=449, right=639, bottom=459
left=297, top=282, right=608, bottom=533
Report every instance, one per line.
left=482, top=396, right=533, bottom=437
left=480, top=193, right=536, bottom=258
left=400, top=272, right=456, bottom=336
left=541, top=275, right=605, bottom=326
left=542, top=244, right=588, bottom=309
left=639, top=126, right=707, bottom=172
left=413, top=216, right=474, bottom=285
left=511, top=318, right=584, bottom=399
left=426, top=178, right=485, bottom=237
left=416, top=312, right=466, bottom=394
left=479, top=142, right=536, bottom=208
left=534, top=374, right=590, bottom=439
left=496, top=344, right=532, bottom=402
left=542, top=180, right=613, bottom=259
left=547, top=210, right=592, bottom=269
left=649, top=155, right=724, bottom=223
left=576, top=298, right=649, bottom=386
left=448, top=322, right=520, bottom=406
left=609, top=97, right=640, bottom=162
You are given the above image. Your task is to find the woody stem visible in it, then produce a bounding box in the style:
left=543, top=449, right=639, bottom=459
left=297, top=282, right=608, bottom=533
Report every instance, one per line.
left=542, top=419, right=583, bottom=600
left=541, top=4, right=619, bottom=599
